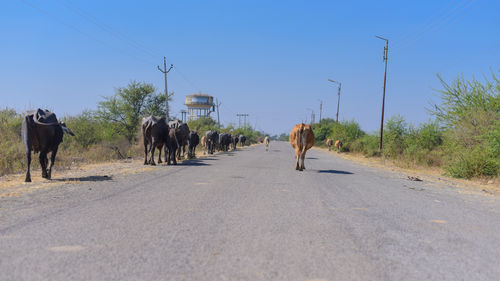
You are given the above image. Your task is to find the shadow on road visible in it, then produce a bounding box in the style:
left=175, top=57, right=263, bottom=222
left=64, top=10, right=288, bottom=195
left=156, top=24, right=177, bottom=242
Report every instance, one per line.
left=307, top=157, right=319, bottom=160
left=53, top=175, right=113, bottom=182
left=181, top=158, right=212, bottom=166
left=317, top=170, right=354, bottom=175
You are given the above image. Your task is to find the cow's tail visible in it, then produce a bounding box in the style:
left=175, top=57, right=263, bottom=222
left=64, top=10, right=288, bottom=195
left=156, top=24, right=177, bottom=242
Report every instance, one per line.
left=173, top=130, right=179, bottom=150
left=143, top=121, right=152, bottom=144
left=296, top=123, right=305, bottom=152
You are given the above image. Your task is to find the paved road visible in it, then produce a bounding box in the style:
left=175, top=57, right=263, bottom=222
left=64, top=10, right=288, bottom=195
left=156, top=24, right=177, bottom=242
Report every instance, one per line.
left=1, top=141, right=499, bottom=281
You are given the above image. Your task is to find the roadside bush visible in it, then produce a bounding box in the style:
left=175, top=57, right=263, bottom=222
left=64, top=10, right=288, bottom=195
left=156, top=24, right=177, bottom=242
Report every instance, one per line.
left=313, top=118, right=364, bottom=152
left=383, top=115, right=408, bottom=158
left=445, top=145, right=499, bottom=178
left=0, top=108, right=25, bottom=176
left=431, top=71, right=500, bottom=178
left=350, top=134, right=379, bottom=157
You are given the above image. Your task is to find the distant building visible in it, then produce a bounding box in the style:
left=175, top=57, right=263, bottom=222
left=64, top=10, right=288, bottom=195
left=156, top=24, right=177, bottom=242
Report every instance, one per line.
left=185, top=93, right=215, bottom=121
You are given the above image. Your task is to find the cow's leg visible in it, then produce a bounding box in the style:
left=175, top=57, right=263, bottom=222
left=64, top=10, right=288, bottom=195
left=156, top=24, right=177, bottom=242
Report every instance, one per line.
left=295, top=151, right=300, bottom=170
left=166, top=147, right=171, bottom=165
left=40, top=151, right=49, bottom=179
left=25, top=150, right=32, bottom=182
left=164, top=145, right=168, bottom=163
left=144, top=141, right=149, bottom=165
left=157, top=144, right=163, bottom=164
left=172, top=148, right=177, bottom=165
left=300, top=150, right=307, bottom=170
left=176, top=143, right=181, bottom=160
left=47, top=147, right=58, bottom=180
left=149, top=141, right=156, bottom=166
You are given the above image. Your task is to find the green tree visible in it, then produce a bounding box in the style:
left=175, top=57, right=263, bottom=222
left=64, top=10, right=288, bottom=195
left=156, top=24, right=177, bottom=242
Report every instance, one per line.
left=96, top=81, right=169, bottom=142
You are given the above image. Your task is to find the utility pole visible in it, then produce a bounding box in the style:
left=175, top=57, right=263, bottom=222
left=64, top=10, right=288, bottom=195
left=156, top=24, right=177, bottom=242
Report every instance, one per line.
left=216, top=98, right=221, bottom=130
left=376, top=36, right=389, bottom=152
left=319, top=100, right=323, bottom=127
left=236, top=113, right=249, bottom=128
left=328, top=79, right=342, bottom=123
left=157, top=56, right=173, bottom=120
left=306, top=108, right=315, bottom=126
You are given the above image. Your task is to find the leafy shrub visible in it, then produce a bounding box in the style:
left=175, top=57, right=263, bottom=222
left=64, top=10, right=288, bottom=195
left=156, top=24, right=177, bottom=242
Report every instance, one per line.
left=445, top=146, right=499, bottom=178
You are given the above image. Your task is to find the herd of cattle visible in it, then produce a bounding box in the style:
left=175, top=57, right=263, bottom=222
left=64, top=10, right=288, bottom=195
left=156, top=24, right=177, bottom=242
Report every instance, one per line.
left=141, top=115, right=247, bottom=166
left=20, top=109, right=342, bottom=182
left=20, top=109, right=250, bottom=182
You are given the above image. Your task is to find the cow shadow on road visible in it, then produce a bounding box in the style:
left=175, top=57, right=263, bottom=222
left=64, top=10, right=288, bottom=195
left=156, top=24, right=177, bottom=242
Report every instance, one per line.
left=317, top=169, right=354, bottom=175
left=181, top=158, right=213, bottom=166
left=53, top=175, right=113, bottom=182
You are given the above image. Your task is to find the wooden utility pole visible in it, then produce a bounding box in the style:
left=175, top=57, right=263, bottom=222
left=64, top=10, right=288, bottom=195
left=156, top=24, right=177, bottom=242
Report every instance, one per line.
left=376, top=36, right=388, bottom=152
left=157, top=57, right=173, bottom=120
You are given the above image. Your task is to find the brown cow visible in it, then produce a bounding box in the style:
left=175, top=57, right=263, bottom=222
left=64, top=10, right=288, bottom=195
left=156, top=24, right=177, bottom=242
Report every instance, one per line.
left=289, top=123, right=315, bottom=171
left=326, top=138, right=333, bottom=151
left=201, top=135, right=207, bottom=155
left=334, top=140, right=343, bottom=153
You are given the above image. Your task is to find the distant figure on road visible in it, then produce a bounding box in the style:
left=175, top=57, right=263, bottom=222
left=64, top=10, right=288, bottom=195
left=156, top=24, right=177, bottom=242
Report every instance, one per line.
left=264, top=136, right=270, bottom=151
left=289, top=123, right=315, bottom=171
left=334, top=140, right=343, bottom=153
left=326, top=138, right=333, bottom=151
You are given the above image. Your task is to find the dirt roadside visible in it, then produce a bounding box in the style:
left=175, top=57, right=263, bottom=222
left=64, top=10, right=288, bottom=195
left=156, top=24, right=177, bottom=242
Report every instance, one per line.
left=0, top=145, right=257, bottom=198
left=312, top=146, right=499, bottom=196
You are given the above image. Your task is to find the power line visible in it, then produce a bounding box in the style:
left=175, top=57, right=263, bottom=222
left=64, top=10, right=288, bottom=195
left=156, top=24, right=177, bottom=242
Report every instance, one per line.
left=20, top=0, right=157, bottom=66
left=391, top=0, right=459, bottom=46
left=25, top=0, right=206, bottom=95
left=393, top=0, right=481, bottom=50
left=54, top=0, right=162, bottom=60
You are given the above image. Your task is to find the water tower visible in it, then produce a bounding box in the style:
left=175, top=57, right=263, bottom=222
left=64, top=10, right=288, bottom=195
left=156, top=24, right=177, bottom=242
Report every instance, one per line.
left=185, top=93, right=215, bottom=121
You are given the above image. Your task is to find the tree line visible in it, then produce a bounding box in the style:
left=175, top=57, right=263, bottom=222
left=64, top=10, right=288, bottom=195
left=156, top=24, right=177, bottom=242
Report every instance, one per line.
left=0, top=81, right=266, bottom=176
left=308, top=71, right=499, bottom=179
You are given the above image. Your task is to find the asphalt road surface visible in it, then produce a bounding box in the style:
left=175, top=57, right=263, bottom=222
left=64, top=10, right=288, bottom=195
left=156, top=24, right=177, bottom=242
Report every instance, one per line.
left=1, top=141, right=499, bottom=281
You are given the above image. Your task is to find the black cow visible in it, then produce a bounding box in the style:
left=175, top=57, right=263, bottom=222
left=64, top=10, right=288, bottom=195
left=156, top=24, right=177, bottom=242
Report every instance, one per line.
left=232, top=135, right=239, bottom=150
left=142, top=116, right=169, bottom=165
left=224, top=134, right=233, bottom=151
left=239, top=134, right=247, bottom=147
left=187, top=131, right=200, bottom=159
left=218, top=133, right=231, bottom=152
left=169, top=120, right=190, bottom=160
left=165, top=128, right=179, bottom=165
left=22, top=109, right=75, bottom=182
left=205, top=130, right=218, bottom=154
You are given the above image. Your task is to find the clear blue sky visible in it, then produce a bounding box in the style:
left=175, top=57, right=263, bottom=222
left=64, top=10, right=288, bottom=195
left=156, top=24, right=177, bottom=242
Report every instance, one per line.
left=1, top=0, right=499, bottom=135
